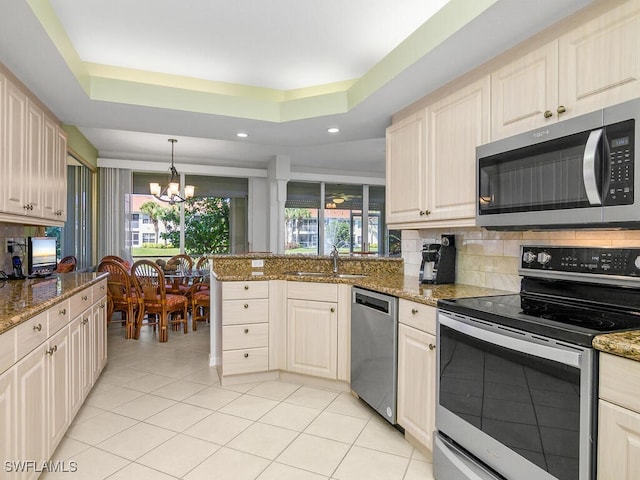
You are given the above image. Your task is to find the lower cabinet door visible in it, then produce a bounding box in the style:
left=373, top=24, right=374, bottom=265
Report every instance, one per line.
left=16, top=346, right=48, bottom=480
left=48, top=327, right=70, bottom=453
left=598, top=400, right=640, bottom=480
left=397, top=323, right=436, bottom=452
left=0, top=368, right=17, bottom=471
left=69, top=316, right=84, bottom=418
left=287, top=299, right=337, bottom=379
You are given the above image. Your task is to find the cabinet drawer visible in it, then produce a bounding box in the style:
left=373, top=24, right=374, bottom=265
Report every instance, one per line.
left=222, top=281, right=269, bottom=300
left=600, top=353, right=640, bottom=413
left=223, top=323, right=268, bottom=350
left=15, top=311, right=48, bottom=360
left=222, top=299, right=269, bottom=325
left=49, top=299, right=71, bottom=335
left=0, top=328, right=16, bottom=374
left=223, top=347, right=269, bottom=375
left=92, top=280, right=107, bottom=300
left=69, top=289, right=92, bottom=316
left=287, top=282, right=338, bottom=302
left=399, top=299, right=436, bottom=334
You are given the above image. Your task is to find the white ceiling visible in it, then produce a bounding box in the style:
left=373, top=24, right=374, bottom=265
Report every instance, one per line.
left=0, top=0, right=595, bottom=177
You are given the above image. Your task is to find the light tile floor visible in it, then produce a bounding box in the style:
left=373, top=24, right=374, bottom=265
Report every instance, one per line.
left=44, top=321, right=435, bottom=480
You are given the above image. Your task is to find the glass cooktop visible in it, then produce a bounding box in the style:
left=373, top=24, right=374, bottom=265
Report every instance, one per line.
left=438, top=292, right=640, bottom=347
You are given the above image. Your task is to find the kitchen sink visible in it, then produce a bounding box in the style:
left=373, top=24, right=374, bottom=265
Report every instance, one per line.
left=285, top=271, right=367, bottom=279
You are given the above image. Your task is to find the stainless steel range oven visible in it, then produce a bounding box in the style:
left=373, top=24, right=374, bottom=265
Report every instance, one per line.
left=434, top=245, right=640, bottom=480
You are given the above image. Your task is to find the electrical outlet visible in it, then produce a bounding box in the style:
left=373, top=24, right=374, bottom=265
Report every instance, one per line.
left=251, top=259, right=264, bottom=268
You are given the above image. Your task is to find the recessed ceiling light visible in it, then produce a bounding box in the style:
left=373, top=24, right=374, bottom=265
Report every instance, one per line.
left=236, top=132, right=249, bottom=138
left=327, top=127, right=340, bottom=134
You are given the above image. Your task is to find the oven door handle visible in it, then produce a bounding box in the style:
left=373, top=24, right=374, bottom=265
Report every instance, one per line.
left=583, top=128, right=603, bottom=206
left=438, top=312, right=582, bottom=368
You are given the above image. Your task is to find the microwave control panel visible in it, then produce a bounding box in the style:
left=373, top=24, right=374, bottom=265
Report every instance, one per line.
left=520, top=246, right=640, bottom=277
left=604, top=119, right=634, bottom=206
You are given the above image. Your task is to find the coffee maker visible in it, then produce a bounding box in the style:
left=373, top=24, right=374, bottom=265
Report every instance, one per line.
left=419, top=235, right=456, bottom=284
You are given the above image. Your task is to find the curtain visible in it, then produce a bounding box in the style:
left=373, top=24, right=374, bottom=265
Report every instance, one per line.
left=98, top=168, right=132, bottom=262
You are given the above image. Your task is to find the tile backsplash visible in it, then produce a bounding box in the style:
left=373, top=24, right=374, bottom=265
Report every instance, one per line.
left=402, top=227, right=640, bottom=293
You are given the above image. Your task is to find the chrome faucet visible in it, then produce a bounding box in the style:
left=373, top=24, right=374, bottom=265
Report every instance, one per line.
left=331, top=245, right=339, bottom=274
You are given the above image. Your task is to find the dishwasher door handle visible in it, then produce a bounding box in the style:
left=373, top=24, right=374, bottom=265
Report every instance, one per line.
left=354, top=293, right=391, bottom=315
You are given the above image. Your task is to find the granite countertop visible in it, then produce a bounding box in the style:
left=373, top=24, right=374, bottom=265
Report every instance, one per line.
left=593, top=332, right=640, bottom=362
left=0, top=272, right=108, bottom=335
left=214, top=271, right=509, bottom=308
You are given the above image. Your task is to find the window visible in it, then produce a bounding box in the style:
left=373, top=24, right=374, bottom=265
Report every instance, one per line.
left=131, top=173, right=248, bottom=258
left=142, top=233, right=156, bottom=244
left=47, top=156, right=94, bottom=270
left=285, top=182, right=387, bottom=256
left=132, top=232, right=139, bottom=246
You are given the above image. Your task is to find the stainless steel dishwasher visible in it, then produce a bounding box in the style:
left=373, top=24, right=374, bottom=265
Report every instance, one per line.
left=351, top=287, right=399, bottom=424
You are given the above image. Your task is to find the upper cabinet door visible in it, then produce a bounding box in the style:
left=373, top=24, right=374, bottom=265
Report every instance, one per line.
left=42, top=115, right=57, bottom=219
left=3, top=82, right=27, bottom=216
left=386, top=110, right=427, bottom=225
left=491, top=41, right=559, bottom=140
left=426, top=76, right=490, bottom=223
left=559, top=0, right=640, bottom=120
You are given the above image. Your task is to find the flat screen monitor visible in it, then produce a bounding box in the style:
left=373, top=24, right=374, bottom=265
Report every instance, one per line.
left=28, top=236, right=58, bottom=275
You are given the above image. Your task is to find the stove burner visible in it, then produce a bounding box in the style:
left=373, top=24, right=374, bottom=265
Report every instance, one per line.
left=538, top=313, right=616, bottom=329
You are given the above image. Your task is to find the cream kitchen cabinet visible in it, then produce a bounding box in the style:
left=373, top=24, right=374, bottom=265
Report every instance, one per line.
left=287, top=282, right=338, bottom=379
left=491, top=41, right=559, bottom=140
left=3, top=80, right=28, bottom=216
left=491, top=0, right=640, bottom=140
left=597, top=352, right=640, bottom=480
left=425, top=76, right=490, bottom=225
left=0, top=367, right=16, bottom=471
left=0, top=69, right=67, bottom=225
left=220, top=280, right=270, bottom=377
left=397, top=299, right=437, bottom=456
left=386, top=76, right=489, bottom=229
left=386, top=109, right=427, bottom=225
left=286, top=282, right=351, bottom=382
left=0, top=278, right=107, bottom=476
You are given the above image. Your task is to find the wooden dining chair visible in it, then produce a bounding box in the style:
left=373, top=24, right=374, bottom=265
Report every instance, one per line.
left=56, top=255, right=77, bottom=273
left=100, top=255, right=131, bottom=271
left=131, top=260, right=188, bottom=342
left=97, top=259, right=143, bottom=339
left=190, top=277, right=210, bottom=331
left=166, top=254, right=194, bottom=294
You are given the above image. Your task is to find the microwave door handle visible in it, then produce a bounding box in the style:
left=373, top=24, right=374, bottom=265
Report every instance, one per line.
left=583, top=128, right=603, bottom=205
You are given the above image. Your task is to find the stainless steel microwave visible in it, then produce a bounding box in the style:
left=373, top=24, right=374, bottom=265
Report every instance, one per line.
left=476, top=98, right=639, bottom=229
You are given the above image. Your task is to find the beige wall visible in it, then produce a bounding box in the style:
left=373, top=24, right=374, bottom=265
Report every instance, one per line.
left=402, top=228, right=640, bottom=292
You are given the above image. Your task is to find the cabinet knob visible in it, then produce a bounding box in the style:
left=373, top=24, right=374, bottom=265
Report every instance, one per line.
left=33, top=323, right=42, bottom=332
left=419, top=209, right=431, bottom=216
left=83, top=318, right=89, bottom=325
left=59, top=309, right=66, bottom=315
left=428, top=343, right=436, bottom=351
left=244, top=285, right=249, bottom=290
left=557, top=105, right=566, bottom=115
left=543, top=110, right=553, bottom=118
left=46, top=345, right=57, bottom=356
left=82, top=295, right=88, bottom=301
left=244, top=328, right=249, bottom=334
left=244, top=304, right=249, bottom=309
left=100, top=303, right=105, bottom=309
left=244, top=353, right=249, bottom=358
left=330, top=307, right=335, bottom=313
left=411, top=308, right=418, bottom=315
left=419, top=210, right=425, bottom=216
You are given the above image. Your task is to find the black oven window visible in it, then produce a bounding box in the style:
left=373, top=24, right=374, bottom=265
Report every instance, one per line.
left=439, top=325, right=581, bottom=480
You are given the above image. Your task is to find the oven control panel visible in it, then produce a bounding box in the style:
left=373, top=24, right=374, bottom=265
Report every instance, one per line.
left=520, top=246, right=640, bottom=277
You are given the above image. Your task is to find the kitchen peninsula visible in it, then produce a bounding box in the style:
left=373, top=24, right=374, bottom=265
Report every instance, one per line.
left=210, top=253, right=508, bottom=456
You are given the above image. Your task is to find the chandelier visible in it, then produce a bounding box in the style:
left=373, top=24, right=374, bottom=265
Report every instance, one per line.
left=149, top=139, right=195, bottom=204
